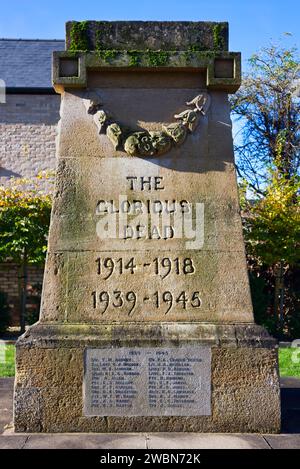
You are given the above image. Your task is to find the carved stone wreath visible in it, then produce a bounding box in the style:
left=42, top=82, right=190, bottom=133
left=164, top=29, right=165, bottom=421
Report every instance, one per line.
left=84, top=91, right=211, bottom=157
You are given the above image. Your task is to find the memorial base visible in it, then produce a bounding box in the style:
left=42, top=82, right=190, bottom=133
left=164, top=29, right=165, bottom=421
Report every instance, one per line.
left=14, top=323, right=281, bottom=433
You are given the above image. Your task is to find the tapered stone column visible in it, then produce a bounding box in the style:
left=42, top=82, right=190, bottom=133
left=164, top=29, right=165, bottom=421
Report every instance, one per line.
left=14, top=21, right=280, bottom=433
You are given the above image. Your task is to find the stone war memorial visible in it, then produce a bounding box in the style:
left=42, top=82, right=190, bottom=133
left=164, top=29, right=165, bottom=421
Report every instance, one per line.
left=14, top=21, right=281, bottom=433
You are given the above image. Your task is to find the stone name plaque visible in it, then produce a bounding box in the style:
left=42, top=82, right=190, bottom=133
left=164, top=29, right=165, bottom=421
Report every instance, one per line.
left=84, top=346, right=211, bottom=416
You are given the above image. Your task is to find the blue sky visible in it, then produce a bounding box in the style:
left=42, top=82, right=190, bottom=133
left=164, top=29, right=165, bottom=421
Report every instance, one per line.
left=0, top=0, right=299, bottom=65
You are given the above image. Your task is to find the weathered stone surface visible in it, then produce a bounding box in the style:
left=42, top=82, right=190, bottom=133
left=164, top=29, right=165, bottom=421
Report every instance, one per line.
left=84, top=346, right=211, bottom=417
left=39, top=250, right=253, bottom=324
left=56, top=87, right=228, bottom=159
left=12, top=323, right=278, bottom=348
left=57, top=86, right=212, bottom=158
left=14, top=326, right=280, bottom=433
left=53, top=51, right=241, bottom=93
left=14, top=20, right=281, bottom=434
left=65, top=21, right=229, bottom=52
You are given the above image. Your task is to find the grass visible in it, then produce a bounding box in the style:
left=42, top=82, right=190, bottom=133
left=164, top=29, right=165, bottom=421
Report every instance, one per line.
left=0, top=345, right=300, bottom=378
left=0, top=343, right=15, bottom=377
left=279, top=347, right=300, bottom=377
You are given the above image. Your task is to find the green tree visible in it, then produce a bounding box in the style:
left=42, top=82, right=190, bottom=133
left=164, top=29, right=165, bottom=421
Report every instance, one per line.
left=241, top=171, right=299, bottom=266
left=0, top=177, right=52, bottom=333
left=231, top=40, right=300, bottom=195
left=240, top=171, right=300, bottom=335
left=232, top=40, right=300, bottom=337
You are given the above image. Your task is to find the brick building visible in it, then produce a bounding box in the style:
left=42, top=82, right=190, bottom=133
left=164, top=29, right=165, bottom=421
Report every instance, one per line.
left=0, top=39, right=64, bottom=326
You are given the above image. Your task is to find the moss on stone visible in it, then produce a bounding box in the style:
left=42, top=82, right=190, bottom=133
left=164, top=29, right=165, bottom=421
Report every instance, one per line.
left=96, top=48, right=119, bottom=62
left=213, top=24, right=225, bottom=51
left=94, top=30, right=120, bottom=62
left=66, top=21, right=229, bottom=52
left=127, top=50, right=142, bottom=67
left=69, top=21, right=89, bottom=53
left=147, top=50, right=170, bottom=67
left=184, top=47, right=215, bottom=63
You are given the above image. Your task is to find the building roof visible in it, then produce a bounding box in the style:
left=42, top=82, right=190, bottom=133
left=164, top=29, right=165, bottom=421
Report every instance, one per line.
left=0, top=39, right=65, bottom=89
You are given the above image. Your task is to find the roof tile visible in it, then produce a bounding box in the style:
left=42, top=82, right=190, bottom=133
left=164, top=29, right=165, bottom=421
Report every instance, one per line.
left=0, top=39, right=65, bottom=88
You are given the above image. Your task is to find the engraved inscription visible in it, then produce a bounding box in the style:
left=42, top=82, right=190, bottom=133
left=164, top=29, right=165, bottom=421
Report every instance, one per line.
left=65, top=251, right=210, bottom=323
left=126, top=176, right=165, bottom=191
left=95, top=257, right=195, bottom=279
left=93, top=166, right=205, bottom=250
left=91, top=290, right=202, bottom=316
left=88, top=256, right=201, bottom=317
left=64, top=165, right=206, bottom=322
left=84, top=346, right=211, bottom=416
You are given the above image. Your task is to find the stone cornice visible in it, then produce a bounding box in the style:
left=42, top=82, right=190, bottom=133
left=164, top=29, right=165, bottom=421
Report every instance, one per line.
left=52, top=50, right=241, bottom=93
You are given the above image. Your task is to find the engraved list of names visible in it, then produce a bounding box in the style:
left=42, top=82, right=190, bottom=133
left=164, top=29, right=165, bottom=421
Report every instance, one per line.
left=84, top=347, right=211, bottom=416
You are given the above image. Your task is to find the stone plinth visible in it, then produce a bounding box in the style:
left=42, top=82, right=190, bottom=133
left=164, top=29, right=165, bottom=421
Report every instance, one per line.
left=14, top=21, right=281, bottom=433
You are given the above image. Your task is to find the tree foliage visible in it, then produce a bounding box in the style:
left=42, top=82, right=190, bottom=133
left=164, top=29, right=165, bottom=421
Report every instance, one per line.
left=232, top=39, right=300, bottom=338
left=240, top=170, right=300, bottom=267
left=0, top=176, right=52, bottom=332
left=231, top=40, right=300, bottom=195
left=0, top=177, right=52, bottom=265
